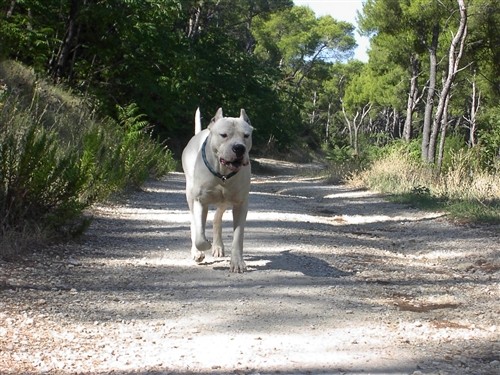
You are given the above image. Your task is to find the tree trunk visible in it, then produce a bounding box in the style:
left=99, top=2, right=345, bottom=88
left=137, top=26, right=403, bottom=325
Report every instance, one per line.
left=325, top=102, right=332, bottom=142
left=51, top=0, right=80, bottom=81
left=392, top=108, right=400, bottom=139
left=403, top=54, right=419, bottom=142
left=310, top=90, right=317, bottom=125
left=437, top=93, right=451, bottom=171
left=429, top=0, right=468, bottom=164
left=421, top=24, right=440, bottom=162
left=355, top=103, right=372, bottom=154
left=465, top=73, right=480, bottom=147
left=342, top=102, right=372, bottom=156
left=342, top=102, right=354, bottom=149
left=6, top=0, right=16, bottom=17
left=188, top=3, right=202, bottom=39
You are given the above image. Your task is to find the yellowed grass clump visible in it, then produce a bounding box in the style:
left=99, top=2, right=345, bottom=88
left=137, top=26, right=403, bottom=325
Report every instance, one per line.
left=350, top=149, right=500, bottom=204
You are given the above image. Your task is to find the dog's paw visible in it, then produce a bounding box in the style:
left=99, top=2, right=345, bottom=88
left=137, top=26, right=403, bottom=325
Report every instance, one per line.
left=230, top=258, right=247, bottom=273
left=192, top=250, right=205, bottom=263
left=212, top=244, right=225, bottom=258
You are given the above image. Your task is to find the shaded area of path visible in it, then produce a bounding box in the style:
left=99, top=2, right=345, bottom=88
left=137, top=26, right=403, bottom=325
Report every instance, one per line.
left=1, top=161, right=499, bottom=374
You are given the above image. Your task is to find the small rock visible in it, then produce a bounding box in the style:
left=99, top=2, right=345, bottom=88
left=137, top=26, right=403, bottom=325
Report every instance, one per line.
left=66, top=258, right=82, bottom=266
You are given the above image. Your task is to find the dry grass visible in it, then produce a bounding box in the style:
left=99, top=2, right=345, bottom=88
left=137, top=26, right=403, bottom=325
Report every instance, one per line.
left=348, top=149, right=500, bottom=223
left=351, top=150, right=499, bottom=201
left=0, top=226, right=47, bottom=258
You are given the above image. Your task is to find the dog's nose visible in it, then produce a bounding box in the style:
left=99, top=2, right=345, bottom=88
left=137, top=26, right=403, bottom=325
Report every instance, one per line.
left=232, top=144, right=246, bottom=158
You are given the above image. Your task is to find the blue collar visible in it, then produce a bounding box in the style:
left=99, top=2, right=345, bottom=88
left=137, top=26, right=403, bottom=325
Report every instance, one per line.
left=201, top=137, right=238, bottom=182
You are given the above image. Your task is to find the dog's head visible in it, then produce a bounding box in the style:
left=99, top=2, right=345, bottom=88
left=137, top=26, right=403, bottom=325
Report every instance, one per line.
left=208, top=108, right=253, bottom=173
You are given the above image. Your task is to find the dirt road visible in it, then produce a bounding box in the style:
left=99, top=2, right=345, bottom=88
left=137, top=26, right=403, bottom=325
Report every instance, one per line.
left=1, top=160, right=499, bottom=374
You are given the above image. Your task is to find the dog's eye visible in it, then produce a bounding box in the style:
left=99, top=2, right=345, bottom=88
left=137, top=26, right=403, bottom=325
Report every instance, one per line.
left=244, top=134, right=250, bottom=139
left=220, top=133, right=228, bottom=138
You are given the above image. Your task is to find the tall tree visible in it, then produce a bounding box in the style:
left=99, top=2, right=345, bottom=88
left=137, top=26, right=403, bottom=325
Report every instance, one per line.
left=359, top=0, right=425, bottom=143
left=252, top=6, right=356, bottom=108
left=316, top=61, right=364, bottom=145
left=50, top=0, right=80, bottom=81
left=421, top=22, right=440, bottom=162
left=434, top=0, right=468, bottom=168
left=341, top=66, right=378, bottom=154
left=403, top=53, right=421, bottom=141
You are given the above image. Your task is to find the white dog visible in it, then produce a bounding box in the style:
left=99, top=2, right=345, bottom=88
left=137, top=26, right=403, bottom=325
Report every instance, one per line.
left=181, top=107, right=253, bottom=272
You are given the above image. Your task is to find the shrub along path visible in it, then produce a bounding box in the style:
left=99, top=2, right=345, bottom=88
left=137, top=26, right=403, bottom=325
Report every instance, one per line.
left=1, top=159, right=499, bottom=374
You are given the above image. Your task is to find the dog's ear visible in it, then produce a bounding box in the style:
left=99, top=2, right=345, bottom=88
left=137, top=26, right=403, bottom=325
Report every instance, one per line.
left=208, top=108, right=223, bottom=129
left=212, top=108, right=224, bottom=121
left=240, top=109, right=251, bottom=125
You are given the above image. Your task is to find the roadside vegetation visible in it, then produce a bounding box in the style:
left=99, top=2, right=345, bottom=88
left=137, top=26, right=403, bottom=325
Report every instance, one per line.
left=347, top=141, right=500, bottom=224
left=0, top=61, right=175, bottom=256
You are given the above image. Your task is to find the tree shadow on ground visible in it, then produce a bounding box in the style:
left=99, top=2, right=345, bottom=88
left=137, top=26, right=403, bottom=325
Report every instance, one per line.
left=244, top=250, right=353, bottom=277
left=209, top=250, right=351, bottom=277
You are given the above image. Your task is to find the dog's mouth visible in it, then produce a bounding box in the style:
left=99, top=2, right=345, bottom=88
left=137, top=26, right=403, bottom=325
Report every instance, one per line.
left=220, top=157, right=248, bottom=171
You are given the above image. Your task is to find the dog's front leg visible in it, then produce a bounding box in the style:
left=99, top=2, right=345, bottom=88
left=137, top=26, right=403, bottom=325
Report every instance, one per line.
left=230, top=201, right=248, bottom=272
left=190, top=199, right=211, bottom=263
left=212, top=206, right=226, bottom=257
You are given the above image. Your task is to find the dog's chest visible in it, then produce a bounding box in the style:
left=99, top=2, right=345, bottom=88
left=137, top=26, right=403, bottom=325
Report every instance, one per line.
left=197, top=181, right=246, bottom=205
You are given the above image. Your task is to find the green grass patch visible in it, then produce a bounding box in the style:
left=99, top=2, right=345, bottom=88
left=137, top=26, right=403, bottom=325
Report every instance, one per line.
left=446, top=200, right=500, bottom=225
left=390, top=190, right=447, bottom=211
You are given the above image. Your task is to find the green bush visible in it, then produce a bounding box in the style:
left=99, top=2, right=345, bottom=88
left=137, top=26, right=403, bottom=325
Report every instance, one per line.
left=373, top=138, right=421, bottom=163
left=0, top=74, right=175, bottom=256
left=116, top=103, right=176, bottom=187
left=324, top=144, right=353, bottom=163
left=0, top=105, right=89, bottom=239
left=477, top=107, right=500, bottom=171
left=79, top=122, right=126, bottom=201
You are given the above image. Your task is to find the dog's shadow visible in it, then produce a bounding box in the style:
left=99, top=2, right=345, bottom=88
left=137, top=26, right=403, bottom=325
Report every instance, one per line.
left=212, top=250, right=352, bottom=278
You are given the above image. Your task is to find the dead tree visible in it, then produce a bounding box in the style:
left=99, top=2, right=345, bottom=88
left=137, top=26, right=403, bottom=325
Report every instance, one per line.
left=342, top=101, right=372, bottom=156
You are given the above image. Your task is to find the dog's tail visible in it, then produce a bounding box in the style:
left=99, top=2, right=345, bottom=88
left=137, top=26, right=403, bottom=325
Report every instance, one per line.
left=195, top=107, right=201, bottom=134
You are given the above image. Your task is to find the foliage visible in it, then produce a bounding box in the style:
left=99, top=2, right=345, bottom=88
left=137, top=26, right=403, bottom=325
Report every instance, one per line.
left=324, top=144, right=353, bottom=163
left=0, top=0, right=499, bottom=228
left=116, top=103, right=176, bottom=187
left=349, top=142, right=500, bottom=224
left=0, top=0, right=498, bottom=158
left=476, top=107, right=500, bottom=170
left=0, top=61, right=175, bottom=256
left=251, top=6, right=356, bottom=149
left=0, top=99, right=89, bottom=242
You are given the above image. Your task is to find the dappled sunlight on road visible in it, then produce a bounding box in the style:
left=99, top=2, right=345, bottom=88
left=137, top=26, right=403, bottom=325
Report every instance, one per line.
left=3, top=170, right=498, bottom=374
left=247, top=210, right=444, bottom=225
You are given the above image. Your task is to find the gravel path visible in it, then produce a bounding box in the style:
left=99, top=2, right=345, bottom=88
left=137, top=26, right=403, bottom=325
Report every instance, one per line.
left=1, top=160, right=499, bottom=374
